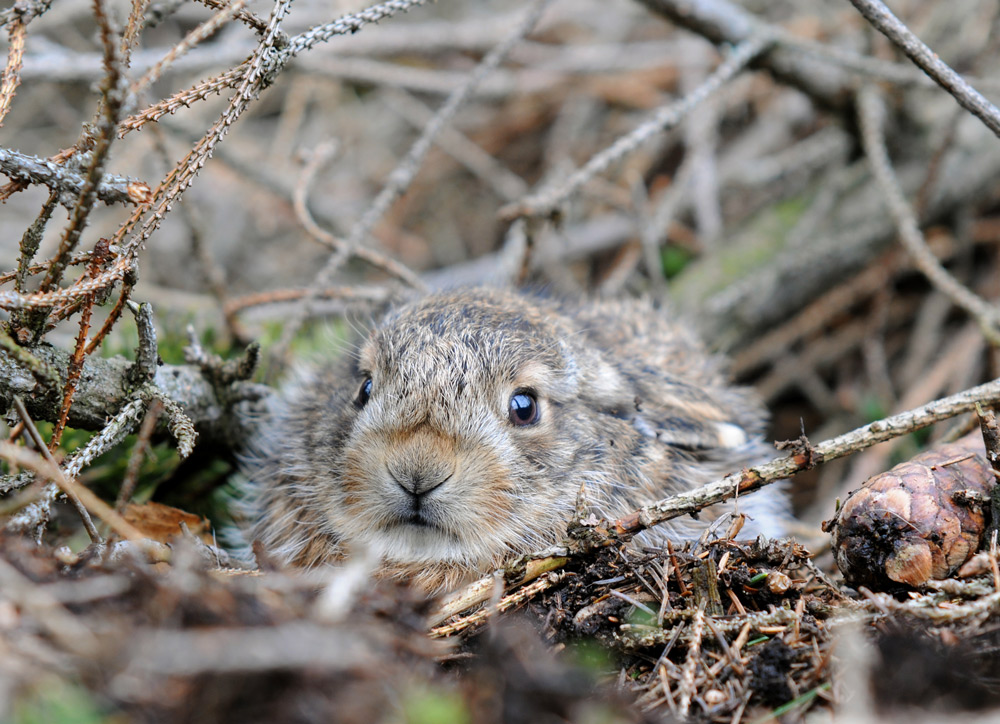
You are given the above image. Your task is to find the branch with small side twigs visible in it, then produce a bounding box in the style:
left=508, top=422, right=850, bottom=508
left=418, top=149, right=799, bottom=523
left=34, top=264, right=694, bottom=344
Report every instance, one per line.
left=12, top=397, right=101, bottom=544
left=430, top=376, right=1000, bottom=626
left=0, top=15, right=26, bottom=127
left=198, top=0, right=267, bottom=34
left=118, top=0, right=437, bottom=137
left=0, top=437, right=147, bottom=543
left=36, top=0, right=126, bottom=299
left=129, top=0, right=249, bottom=99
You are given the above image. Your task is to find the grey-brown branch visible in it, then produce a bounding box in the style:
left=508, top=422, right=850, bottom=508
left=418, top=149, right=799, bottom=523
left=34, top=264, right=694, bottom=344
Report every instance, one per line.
left=0, top=344, right=269, bottom=449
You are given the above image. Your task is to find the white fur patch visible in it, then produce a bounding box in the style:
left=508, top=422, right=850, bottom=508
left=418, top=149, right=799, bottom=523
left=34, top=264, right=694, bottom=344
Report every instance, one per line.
left=715, top=422, right=748, bottom=449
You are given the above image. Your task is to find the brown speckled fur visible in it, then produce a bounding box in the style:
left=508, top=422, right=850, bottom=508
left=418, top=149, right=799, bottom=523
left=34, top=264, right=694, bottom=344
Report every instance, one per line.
left=241, top=288, right=787, bottom=593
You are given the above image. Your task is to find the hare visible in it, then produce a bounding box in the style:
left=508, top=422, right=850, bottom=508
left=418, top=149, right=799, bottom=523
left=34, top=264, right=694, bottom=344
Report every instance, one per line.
left=241, top=288, right=787, bottom=592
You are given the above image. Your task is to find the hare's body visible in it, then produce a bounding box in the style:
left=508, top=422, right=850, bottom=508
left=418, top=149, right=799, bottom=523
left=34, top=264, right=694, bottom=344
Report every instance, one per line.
left=243, top=289, right=786, bottom=592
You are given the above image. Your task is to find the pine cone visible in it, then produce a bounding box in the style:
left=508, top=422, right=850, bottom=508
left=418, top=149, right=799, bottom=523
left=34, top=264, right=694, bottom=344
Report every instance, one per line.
left=825, top=434, right=993, bottom=588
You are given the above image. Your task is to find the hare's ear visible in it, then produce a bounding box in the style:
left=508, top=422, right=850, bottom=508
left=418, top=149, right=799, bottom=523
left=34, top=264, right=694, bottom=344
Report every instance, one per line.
left=629, top=381, right=761, bottom=456
left=633, top=410, right=751, bottom=454
left=575, top=356, right=637, bottom=413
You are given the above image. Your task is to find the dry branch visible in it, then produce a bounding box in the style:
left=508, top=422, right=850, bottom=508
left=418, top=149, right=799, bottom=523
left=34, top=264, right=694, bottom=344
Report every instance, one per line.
left=433, top=376, right=1000, bottom=623
left=504, top=34, right=769, bottom=220
left=12, top=397, right=101, bottom=543
left=0, top=343, right=267, bottom=447
left=0, top=16, right=26, bottom=127
left=857, top=84, right=1000, bottom=338
left=847, top=0, right=1000, bottom=138
left=690, top=138, right=1000, bottom=349
left=636, top=0, right=852, bottom=110
left=270, top=0, right=552, bottom=369
left=0, top=147, right=150, bottom=206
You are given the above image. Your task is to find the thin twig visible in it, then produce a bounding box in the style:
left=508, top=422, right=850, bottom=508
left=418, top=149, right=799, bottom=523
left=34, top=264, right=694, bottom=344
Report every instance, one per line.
left=129, top=0, right=249, bottom=98
left=12, top=397, right=101, bottom=544
left=287, top=0, right=436, bottom=56
left=0, top=439, right=145, bottom=543
left=503, top=35, right=771, bottom=220
left=116, top=399, right=163, bottom=513
left=84, top=280, right=134, bottom=355
left=49, top=292, right=95, bottom=447
left=428, top=572, right=566, bottom=638
left=151, top=113, right=250, bottom=344
left=119, top=0, right=437, bottom=137
left=38, top=0, right=126, bottom=297
left=5, top=397, right=147, bottom=534
left=678, top=605, right=706, bottom=717
left=117, top=64, right=246, bottom=137
left=292, top=142, right=425, bottom=286
left=382, top=88, right=529, bottom=202
left=847, top=0, right=1000, bottom=138
left=857, top=84, right=1000, bottom=339
left=224, top=285, right=391, bottom=317
left=119, top=0, right=151, bottom=69
left=0, top=16, right=26, bottom=126
left=270, top=0, right=552, bottom=371
left=197, top=0, right=267, bottom=34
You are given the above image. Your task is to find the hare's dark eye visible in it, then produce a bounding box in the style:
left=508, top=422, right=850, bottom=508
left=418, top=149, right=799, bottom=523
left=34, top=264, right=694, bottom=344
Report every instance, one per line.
left=356, top=377, right=373, bottom=408
left=508, top=390, right=539, bottom=426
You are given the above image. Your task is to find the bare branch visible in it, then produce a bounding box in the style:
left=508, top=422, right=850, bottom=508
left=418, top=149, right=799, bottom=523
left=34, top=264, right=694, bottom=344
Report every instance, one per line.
left=270, top=0, right=554, bottom=370
left=197, top=0, right=267, bottom=34
left=38, top=0, right=128, bottom=296
left=857, top=84, right=1000, bottom=338
left=12, top=397, right=101, bottom=544
left=287, top=0, right=438, bottom=56
left=503, top=35, right=770, bottom=220
left=292, top=142, right=425, bottom=286
left=847, top=0, right=1000, bottom=139
left=636, top=0, right=850, bottom=109
left=129, top=0, right=249, bottom=98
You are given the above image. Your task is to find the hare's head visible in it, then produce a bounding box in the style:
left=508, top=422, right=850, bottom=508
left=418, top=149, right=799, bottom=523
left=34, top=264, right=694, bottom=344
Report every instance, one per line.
left=310, top=289, right=635, bottom=570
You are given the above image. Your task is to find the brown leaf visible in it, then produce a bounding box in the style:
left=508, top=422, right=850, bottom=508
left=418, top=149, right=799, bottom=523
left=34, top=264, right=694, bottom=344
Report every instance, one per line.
left=122, top=501, right=213, bottom=545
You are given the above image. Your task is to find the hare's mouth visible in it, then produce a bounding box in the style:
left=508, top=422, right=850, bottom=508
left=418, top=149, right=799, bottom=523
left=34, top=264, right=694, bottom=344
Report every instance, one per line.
left=371, top=516, right=467, bottom=564
left=399, top=511, right=437, bottom=528
left=383, top=499, right=446, bottom=532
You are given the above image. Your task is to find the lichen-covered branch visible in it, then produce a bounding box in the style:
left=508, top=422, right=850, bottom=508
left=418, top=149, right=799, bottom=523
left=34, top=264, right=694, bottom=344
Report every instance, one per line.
left=0, top=146, right=150, bottom=207
left=0, top=344, right=269, bottom=448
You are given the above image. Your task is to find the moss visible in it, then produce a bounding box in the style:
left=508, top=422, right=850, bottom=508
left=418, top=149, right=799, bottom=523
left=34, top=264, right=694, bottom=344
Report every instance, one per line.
left=13, top=680, right=113, bottom=724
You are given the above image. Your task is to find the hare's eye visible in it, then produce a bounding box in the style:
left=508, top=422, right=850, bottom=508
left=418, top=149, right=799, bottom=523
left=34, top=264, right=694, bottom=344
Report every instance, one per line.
left=508, top=390, right=539, bottom=426
left=356, top=377, right=373, bottom=408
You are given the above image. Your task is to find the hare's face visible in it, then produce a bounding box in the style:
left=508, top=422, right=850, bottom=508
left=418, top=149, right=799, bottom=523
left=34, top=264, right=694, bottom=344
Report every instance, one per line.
left=320, top=293, right=587, bottom=567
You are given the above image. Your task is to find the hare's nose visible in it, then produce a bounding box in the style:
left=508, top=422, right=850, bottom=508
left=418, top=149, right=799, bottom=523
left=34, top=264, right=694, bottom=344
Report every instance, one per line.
left=387, top=463, right=452, bottom=497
